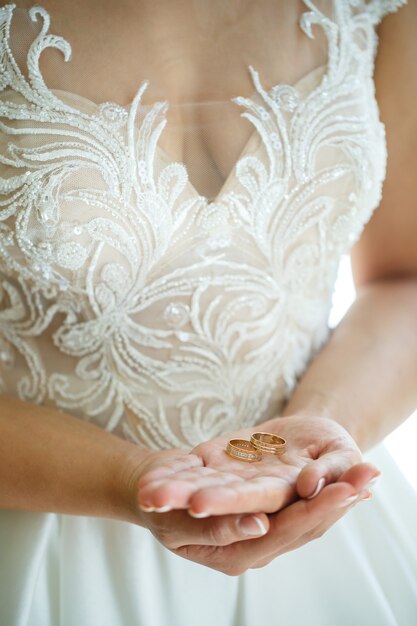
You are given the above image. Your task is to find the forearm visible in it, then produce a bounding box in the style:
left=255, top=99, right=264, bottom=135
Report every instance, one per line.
left=281, top=278, right=417, bottom=451
left=0, top=393, right=152, bottom=521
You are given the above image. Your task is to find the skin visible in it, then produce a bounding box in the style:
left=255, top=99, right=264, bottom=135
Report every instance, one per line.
left=126, top=0, right=417, bottom=573
left=1, top=0, right=416, bottom=576
left=14, top=0, right=327, bottom=196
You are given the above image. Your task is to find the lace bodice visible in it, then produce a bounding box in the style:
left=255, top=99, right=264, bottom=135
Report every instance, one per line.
left=0, top=1, right=405, bottom=449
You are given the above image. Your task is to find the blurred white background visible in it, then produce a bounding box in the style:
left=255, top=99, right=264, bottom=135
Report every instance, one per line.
left=330, top=256, right=417, bottom=493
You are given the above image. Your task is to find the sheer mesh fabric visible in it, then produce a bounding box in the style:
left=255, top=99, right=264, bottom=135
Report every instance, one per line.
left=0, top=1, right=405, bottom=447
left=3, top=1, right=333, bottom=201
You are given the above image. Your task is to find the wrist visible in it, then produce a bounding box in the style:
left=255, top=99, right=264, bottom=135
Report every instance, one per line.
left=110, top=441, right=154, bottom=525
left=281, top=387, right=336, bottom=421
left=280, top=404, right=364, bottom=450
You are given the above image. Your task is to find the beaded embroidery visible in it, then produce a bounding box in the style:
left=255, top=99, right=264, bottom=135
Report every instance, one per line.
left=0, top=1, right=406, bottom=447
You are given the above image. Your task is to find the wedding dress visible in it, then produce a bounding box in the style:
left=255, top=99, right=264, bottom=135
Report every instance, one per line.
left=0, top=1, right=416, bottom=624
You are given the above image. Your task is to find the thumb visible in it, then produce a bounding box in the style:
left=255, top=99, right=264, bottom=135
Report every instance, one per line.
left=296, top=449, right=362, bottom=499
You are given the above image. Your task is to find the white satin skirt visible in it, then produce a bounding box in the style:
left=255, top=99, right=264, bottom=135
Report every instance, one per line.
left=1, top=443, right=417, bottom=626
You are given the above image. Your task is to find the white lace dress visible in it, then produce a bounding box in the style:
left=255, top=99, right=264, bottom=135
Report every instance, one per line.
left=0, top=1, right=416, bottom=624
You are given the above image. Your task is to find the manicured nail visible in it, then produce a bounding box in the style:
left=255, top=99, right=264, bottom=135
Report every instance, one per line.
left=139, top=505, right=156, bottom=512
left=337, top=494, right=359, bottom=508
left=238, top=515, right=268, bottom=537
left=307, top=477, right=326, bottom=500
left=188, top=509, right=210, bottom=519
left=154, top=505, right=172, bottom=513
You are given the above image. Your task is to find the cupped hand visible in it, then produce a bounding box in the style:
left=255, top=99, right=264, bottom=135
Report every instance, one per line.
left=174, top=464, right=377, bottom=575
left=132, top=458, right=378, bottom=575
left=122, top=447, right=271, bottom=563
left=136, top=414, right=378, bottom=518
left=123, top=418, right=379, bottom=575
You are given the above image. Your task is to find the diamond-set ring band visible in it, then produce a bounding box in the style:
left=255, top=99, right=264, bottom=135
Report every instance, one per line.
left=226, top=439, right=263, bottom=462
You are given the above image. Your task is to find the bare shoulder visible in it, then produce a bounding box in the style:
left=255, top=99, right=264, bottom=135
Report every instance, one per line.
left=351, top=0, right=417, bottom=286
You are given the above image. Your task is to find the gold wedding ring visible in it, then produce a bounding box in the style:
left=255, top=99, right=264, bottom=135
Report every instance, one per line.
left=226, top=439, right=262, bottom=462
left=250, top=432, right=287, bottom=455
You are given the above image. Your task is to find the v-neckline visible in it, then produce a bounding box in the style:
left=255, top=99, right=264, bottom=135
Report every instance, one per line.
left=150, top=63, right=328, bottom=204
left=3, top=1, right=332, bottom=206
left=48, top=62, right=327, bottom=205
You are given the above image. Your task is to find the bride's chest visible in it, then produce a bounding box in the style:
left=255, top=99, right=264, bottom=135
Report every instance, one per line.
left=29, top=0, right=326, bottom=104
left=0, top=0, right=389, bottom=299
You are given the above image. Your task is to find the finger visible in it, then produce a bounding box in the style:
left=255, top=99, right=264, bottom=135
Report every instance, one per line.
left=139, top=468, right=242, bottom=511
left=226, top=480, right=359, bottom=575
left=187, top=472, right=298, bottom=517
left=296, top=448, right=369, bottom=499
left=337, top=462, right=381, bottom=490
left=149, top=509, right=270, bottom=550
left=252, top=485, right=372, bottom=569
left=255, top=463, right=381, bottom=567
left=299, top=485, right=373, bottom=547
left=137, top=454, right=203, bottom=490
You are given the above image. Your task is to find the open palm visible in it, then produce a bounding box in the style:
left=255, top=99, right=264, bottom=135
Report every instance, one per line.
left=137, top=414, right=365, bottom=517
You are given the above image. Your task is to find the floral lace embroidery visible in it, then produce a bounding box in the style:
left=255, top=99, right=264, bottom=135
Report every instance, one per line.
left=0, top=1, right=405, bottom=448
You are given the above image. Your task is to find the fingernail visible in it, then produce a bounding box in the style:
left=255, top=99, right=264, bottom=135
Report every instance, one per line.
left=188, top=509, right=210, bottom=519
left=154, top=505, right=172, bottom=513
left=238, top=515, right=268, bottom=537
left=366, top=477, right=379, bottom=488
left=139, top=505, right=156, bottom=512
left=337, top=494, right=359, bottom=508
left=307, top=477, right=326, bottom=500
left=359, top=489, right=373, bottom=501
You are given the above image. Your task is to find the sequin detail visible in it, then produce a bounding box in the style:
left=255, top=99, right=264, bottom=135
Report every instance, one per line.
left=0, top=1, right=405, bottom=447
